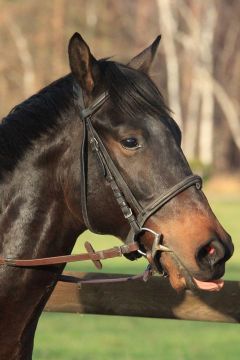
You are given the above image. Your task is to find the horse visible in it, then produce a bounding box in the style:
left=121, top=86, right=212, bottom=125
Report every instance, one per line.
left=0, top=32, right=233, bottom=359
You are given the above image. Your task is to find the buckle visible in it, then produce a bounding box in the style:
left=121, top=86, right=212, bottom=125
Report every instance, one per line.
left=124, top=208, right=133, bottom=219
left=195, top=182, right=202, bottom=190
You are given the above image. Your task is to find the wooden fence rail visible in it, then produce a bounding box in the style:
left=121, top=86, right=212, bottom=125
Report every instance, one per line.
left=44, top=271, right=240, bottom=323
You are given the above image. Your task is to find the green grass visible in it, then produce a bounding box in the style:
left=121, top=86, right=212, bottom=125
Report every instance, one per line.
left=34, top=196, right=240, bottom=360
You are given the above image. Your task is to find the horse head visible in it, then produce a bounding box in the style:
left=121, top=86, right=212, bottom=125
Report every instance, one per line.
left=67, top=33, right=233, bottom=291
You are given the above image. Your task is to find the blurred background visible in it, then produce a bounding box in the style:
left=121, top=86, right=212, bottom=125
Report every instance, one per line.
left=0, top=0, right=239, bottom=359
left=0, top=0, right=239, bottom=179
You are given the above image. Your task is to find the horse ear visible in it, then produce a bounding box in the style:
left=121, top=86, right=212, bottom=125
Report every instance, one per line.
left=128, top=35, right=161, bottom=73
left=68, top=32, right=98, bottom=94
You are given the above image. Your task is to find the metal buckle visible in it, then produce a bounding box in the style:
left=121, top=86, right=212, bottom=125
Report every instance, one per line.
left=124, top=208, right=133, bottom=219
left=195, top=182, right=202, bottom=190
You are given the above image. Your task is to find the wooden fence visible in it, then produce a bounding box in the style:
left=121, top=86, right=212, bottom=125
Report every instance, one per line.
left=44, top=271, right=240, bottom=323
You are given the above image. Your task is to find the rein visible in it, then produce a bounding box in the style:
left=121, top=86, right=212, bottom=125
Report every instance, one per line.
left=0, top=82, right=202, bottom=285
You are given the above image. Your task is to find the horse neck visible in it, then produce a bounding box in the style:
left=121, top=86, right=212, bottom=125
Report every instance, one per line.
left=0, top=103, right=87, bottom=359
left=0, top=104, right=86, bottom=259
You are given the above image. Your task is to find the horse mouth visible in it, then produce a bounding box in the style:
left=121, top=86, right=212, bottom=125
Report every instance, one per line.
left=160, top=252, right=224, bottom=292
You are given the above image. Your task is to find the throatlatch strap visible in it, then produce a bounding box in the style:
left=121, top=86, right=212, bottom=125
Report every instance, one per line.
left=80, top=117, right=93, bottom=230
left=75, top=82, right=142, bottom=236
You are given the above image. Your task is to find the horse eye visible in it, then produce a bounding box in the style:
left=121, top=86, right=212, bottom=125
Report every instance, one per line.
left=121, top=137, right=140, bottom=149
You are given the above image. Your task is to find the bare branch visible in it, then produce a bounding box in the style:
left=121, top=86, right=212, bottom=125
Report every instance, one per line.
left=198, top=68, right=240, bottom=151
left=156, top=0, right=182, bottom=129
left=198, top=3, right=217, bottom=165
left=6, top=15, right=36, bottom=98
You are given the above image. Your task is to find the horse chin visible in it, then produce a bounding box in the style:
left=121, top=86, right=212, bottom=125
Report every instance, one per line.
left=160, top=252, right=225, bottom=292
left=160, top=252, right=197, bottom=292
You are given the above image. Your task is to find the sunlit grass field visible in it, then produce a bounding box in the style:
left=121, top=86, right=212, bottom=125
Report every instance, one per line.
left=34, top=194, right=240, bottom=360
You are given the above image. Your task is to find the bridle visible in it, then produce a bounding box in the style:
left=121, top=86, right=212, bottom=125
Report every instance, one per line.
left=76, top=82, right=202, bottom=273
left=0, top=81, right=202, bottom=284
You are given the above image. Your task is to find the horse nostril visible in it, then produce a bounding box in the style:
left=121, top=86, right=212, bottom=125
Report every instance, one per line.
left=205, top=244, right=215, bottom=255
left=196, top=239, right=225, bottom=270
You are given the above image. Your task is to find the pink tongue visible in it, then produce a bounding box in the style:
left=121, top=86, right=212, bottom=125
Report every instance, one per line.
left=193, top=278, right=224, bottom=291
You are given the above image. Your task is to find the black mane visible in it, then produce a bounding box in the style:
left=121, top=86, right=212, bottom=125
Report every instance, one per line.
left=0, top=75, right=73, bottom=173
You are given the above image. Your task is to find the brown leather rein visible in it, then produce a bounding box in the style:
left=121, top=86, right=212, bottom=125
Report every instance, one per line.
left=0, top=83, right=202, bottom=285
left=0, top=237, right=170, bottom=283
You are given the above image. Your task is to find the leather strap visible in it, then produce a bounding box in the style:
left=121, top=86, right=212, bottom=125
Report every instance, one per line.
left=136, top=174, right=202, bottom=226
left=0, top=242, right=139, bottom=268
left=58, top=265, right=153, bottom=285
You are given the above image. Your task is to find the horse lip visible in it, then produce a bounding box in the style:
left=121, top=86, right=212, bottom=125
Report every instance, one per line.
left=192, top=265, right=225, bottom=282
left=159, top=251, right=197, bottom=291
left=161, top=251, right=227, bottom=292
